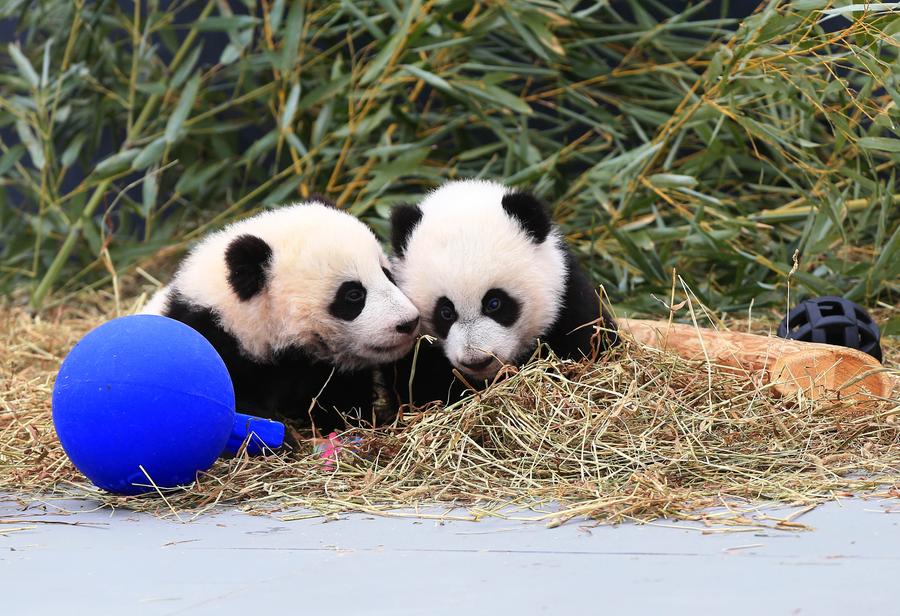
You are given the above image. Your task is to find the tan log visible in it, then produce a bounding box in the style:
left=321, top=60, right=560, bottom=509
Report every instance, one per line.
left=618, top=318, right=894, bottom=401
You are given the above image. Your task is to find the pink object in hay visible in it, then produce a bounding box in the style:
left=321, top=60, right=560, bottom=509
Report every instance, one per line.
left=312, top=432, right=361, bottom=472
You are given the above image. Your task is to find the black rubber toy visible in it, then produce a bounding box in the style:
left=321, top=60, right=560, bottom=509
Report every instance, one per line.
left=777, top=296, right=882, bottom=363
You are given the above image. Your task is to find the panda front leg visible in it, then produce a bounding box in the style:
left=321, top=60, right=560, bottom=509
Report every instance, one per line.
left=383, top=340, right=471, bottom=411
left=303, top=368, right=378, bottom=434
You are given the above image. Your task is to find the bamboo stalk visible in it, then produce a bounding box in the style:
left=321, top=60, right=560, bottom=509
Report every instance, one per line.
left=30, top=179, right=111, bottom=310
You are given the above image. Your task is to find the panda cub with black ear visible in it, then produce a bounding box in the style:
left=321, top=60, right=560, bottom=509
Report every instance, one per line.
left=143, top=201, right=420, bottom=431
left=387, top=180, right=617, bottom=407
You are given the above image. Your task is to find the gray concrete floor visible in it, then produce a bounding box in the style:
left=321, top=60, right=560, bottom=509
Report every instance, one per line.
left=2, top=497, right=898, bottom=615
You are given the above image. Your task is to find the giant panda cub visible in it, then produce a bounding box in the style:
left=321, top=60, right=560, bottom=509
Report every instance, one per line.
left=386, top=179, right=617, bottom=407
left=143, top=201, right=420, bottom=432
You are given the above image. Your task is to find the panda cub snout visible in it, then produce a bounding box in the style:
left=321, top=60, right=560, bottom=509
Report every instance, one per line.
left=343, top=276, right=421, bottom=362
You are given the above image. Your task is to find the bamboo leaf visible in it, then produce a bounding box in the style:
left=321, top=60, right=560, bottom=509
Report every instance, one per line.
left=883, top=316, right=900, bottom=336
left=241, top=130, right=278, bottom=164
left=605, top=223, right=666, bottom=283
left=456, top=80, right=533, bottom=115
left=360, top=0, right=421, bottom=85
left=648, top=174, right=698, bottom=189
left=61, top=134, right=87, bottom=168
left=94, top=149, right=140, bottom=176
left=401, top=64, right=454, bottom=94
left=857, top=137, right=900, bottom=152
left=820, top=3, right=900, bottom=18
left=311, top=99, right=333, bottom=146
left=132, top=137, right=167, bottom=170
left=141, top=171, right=159, bottom=218
left=8, top=43, right=39, bottom=88
left=269, top=0, right=286, bottom=31
left=847, top=223, right=900, bottom=300
left=175, top=161, right=228, bottom=195
left=296, top=74, right=351, bottom=111
left=280, top=83, right=301, bottom=131
left=40, top=38, right=53, bottom=88
left=171, top=44, right=202, bottom=89
left=165, top=74, right=201, bottom=144
left=195, top=16, right=260, bottom=30
left=263, top=175, right=303, bottom=205
left=279, top=2, right=305, bottom=72
left=0, top=144, right=25, bottom=176
left=285, top=132, right=308, bottom=156
left=15, top=121, right=44, bottom=170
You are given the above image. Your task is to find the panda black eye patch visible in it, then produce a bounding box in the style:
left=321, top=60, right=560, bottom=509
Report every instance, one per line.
left=482, top=288, right=520, bottom=326
left=329, top=281, right=367, bottom=321
left=432, top=296, right=457, bottom=339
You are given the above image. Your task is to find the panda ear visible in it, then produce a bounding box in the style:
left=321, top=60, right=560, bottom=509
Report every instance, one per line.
left=390, top=204, right=423, bottom=257
left=307, top=193, right=338, bottom=208
left=225, top=234, right=273, bottom=301
left=501, top=191, right=552, bottom=244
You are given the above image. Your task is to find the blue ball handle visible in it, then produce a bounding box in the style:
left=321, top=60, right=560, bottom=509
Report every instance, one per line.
left=226, top=412, right=286, bottom=456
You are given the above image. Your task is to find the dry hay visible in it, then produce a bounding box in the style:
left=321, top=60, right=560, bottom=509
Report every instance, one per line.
left=2, top=292, right=899, bottom=528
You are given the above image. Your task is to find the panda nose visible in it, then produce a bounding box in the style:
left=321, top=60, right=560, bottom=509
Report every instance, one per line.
left=461, top=355, right=493, bottom=372
left=395, top=316, right=419, bottom=335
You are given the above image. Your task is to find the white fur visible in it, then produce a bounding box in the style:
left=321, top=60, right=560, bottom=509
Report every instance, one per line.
left=141, top=285, right=171, bottom=315
left=394, top=180, right=568, bottom=380
left=143, top=202, right=419, bottom=370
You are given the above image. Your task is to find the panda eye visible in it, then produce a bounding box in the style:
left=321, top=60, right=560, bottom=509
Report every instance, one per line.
left=345, top=288, right=366, bottom=303
left=432, top=296, right=457, bottom=338
left=481, top=288, right=520, bottom=326
left=330, top=281, right=367, bottom=321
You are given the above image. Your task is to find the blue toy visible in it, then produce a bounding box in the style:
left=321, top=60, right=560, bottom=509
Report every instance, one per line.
left=52, top=315, right=285, bottom=495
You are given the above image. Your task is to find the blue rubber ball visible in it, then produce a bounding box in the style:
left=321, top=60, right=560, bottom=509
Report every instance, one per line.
left=53, top=315, right=235, bottom=494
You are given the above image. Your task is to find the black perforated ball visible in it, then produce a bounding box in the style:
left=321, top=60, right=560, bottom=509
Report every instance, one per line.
left=777, top=296, right=882, bottom=363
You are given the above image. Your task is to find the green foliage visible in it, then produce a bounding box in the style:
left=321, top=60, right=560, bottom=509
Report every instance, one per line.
left=1, top=0, right=898, bottom=311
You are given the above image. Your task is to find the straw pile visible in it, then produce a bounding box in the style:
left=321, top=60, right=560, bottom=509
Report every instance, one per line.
left=2, top=293, right=898, bottom=527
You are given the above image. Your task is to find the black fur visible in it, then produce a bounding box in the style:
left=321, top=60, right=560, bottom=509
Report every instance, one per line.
left=382, top=267, right=396, bottom=284
left=390, top=204, right=423, bottom=257
left=501, top=192, right=552, bottom=244
left=385, top=243, right=618, bottom=409
left=382, top=338, right=470, bottom=409
left=481, top=288, right=520, bottom=327
left=542, top=247, right=619, bottom=357
left=329, top=281, right=366, bottom=321
left=225, top=235, right=272, bottom=301
left=307, top=193, right=338, bottom=208
left=164, top=293, right=376, bottom=433
left=396, top=316, right=419, bottom=334
left=432, top=296, right=457, bottom=339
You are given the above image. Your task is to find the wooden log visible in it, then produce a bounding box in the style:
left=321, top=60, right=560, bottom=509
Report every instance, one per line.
left=618, top=318, right=894, bottom=401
